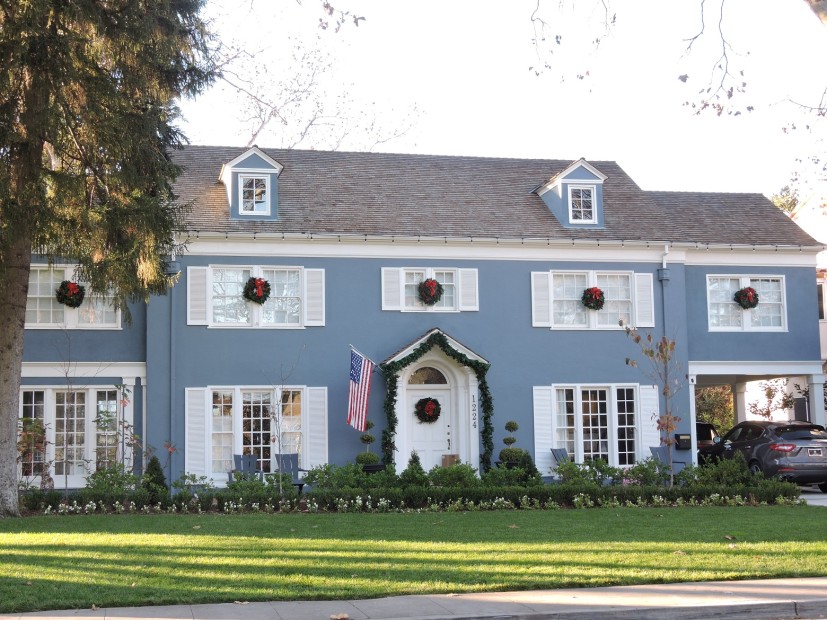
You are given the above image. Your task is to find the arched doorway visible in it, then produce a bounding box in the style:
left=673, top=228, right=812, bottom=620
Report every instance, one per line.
left=407, top=366, right=453, bottom=470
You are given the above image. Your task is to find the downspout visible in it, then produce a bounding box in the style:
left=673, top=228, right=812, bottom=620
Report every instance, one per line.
left=658, top=244, right=670, bottom=334
left=166, top=254, right=180, bottom=488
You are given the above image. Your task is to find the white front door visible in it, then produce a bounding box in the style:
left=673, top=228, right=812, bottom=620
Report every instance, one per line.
left=408, top=387, right=453, bottom=471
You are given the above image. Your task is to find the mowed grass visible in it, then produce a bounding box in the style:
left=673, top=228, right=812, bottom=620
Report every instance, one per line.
left=1, top=507, right=827, bottom=613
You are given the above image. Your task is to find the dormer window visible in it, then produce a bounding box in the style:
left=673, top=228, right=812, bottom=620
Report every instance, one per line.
left=240, top=175, right=269, bottom=215
left=536, top=159, right=606, bottom=229
left=569, top=186, right=595, bottom=223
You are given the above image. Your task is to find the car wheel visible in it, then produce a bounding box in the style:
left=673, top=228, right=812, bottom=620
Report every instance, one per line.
left=749, top=461, right=763, bottom=476
left=819, top=481, right=827, bottom=493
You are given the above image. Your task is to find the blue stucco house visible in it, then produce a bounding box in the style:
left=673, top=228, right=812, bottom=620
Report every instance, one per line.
left=19, top=146, right=826, bottom=487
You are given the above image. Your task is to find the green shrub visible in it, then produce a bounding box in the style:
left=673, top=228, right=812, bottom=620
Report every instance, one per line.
left=555, top=459, right=621, bottom=485
left=142, top=456, right=169, bottom=504
left=355, top=452, right=380, bottom=465
left=86, top=464, right=139, bottom=495
left=482, top=465, right=542, bottom=487
left=428, top=463, right=480, bottom=488
left=624, top=458, right=669, bottom=486
left=398, top=452, right=429, bottom=488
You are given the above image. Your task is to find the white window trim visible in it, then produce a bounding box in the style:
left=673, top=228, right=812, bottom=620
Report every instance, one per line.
left=567, top=184, right=597, bottom=224
left=550, top=382, right=640, bottom=467
left=382, top=267, right=479, bottom=313
left=206, top=264, right=314, bottom=329
left=550, top=269, right=634, bottom=330
left=206, top=385, right=308, bottom=483
left=706, top=274, right=787, bottom=332
left=26, top=265, right=121, bottom=331
left=18, top=385, right=135, bottom=488
left=238, top=172, right=271, bottom=216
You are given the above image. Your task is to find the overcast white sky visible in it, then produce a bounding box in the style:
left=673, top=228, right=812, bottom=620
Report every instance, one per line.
left=179, top=0, right=827, bottom=209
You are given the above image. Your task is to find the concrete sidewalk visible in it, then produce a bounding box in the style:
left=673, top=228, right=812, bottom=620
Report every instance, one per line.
left=2, top=577, right=827, bottom=620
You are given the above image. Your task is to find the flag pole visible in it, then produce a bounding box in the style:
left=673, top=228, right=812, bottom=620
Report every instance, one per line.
left=349, top=344, right=383, bottom=375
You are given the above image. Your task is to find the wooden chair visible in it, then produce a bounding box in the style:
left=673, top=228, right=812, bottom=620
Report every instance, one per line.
left=227, top=453, right=262, bottom=483
left=274, top=453, right=308, bottom=494
left=544, top=448, right=571, bottom=482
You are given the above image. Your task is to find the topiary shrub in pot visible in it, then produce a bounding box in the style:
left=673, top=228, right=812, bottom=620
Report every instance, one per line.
left=356, top=421, right=384, bottom=471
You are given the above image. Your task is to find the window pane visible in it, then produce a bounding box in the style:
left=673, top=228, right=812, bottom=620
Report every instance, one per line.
left=54, top=391, right=86, bottom=476
left=95, top=390, right=118, bottom=470
left=20, top=390, right=46, bottom=477
left=261, top=268, right=301, bottom=325
left=433, top=270, right=456, bottom=310
left=708, top=277, right=742, bottom=328
left=26, top=268, right=64, bottom=325
left=78, top=292, right=118, bottom=327
left=554, top=388, right=576, bottom=455
left=242, top=391, right=273, bottom=472
left=280, top=390, right=303, bottom=457
left=596, top=273, right=631, bottom=327
left=552, top=273, right=588, bottom=326
left=211, top=391, right=234, bottom=473
left=241, top=176, right=267, bottom=213
left=571, top=188, right=594, bottom=221
left=750, top=278, right=784, bottom=328
left=212, top=268, right=250, bottom=324
left=581, top=388, right=608, bottom=461
left=403, top=270, right=425, bottom=309
left=616, top=387, right=636, bottom=466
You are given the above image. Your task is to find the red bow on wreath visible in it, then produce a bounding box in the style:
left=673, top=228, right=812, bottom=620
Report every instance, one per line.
left=254, top=278, right=265, bottom=298
left=67, top=282, right=79, bottom=296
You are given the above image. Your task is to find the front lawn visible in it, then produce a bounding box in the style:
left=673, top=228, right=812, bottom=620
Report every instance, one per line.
left=1, top=507, right=826, bottom=613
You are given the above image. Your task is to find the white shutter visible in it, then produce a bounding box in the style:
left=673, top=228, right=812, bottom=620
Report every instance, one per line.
left=638, top=384, right=661, bottom=461
left=533, top=386, right=555, bottom=476
left=634, top=273, right=655, bottom=328
left=303, top=269, right=325, bottom=326
left=531, top=272, right=552, bottom=327
left=305, top=387, right=328, bottom=468
left=381, top=268, right=402, bottom=310
left=185, top=388, right=208, bottom=476
left=187, top=267, right=209, bottom=325
left=457, top=268, right=479, bottom=311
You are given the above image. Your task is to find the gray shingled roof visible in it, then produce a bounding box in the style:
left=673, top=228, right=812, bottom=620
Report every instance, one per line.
left=171, top=146, right=820, bottom=247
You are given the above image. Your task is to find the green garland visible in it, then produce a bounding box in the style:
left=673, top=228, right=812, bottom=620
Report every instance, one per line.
left=379, top=331, right=495, bottom=471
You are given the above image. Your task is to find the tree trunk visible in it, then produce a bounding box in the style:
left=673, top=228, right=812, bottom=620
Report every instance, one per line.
left=0, top=233, right=32, bottom=517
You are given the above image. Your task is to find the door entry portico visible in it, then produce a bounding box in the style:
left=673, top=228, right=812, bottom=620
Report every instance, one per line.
left=381, top=328, right=489, bottom=472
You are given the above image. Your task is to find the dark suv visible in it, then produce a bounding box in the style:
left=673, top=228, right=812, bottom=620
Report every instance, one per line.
left=698, top=420, right=827, bottom=491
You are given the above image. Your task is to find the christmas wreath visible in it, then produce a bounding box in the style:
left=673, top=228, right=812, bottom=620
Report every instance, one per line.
left=243, top=277, right=271, bottom=304
left=581, top=286, right=605, bottom=311
left=55, top=281, right=85, bottom=308
left=418, top=278, right=444, bottom=305
left=414, top=397, right=441, bottom=424
left=734, top=286, right=759, bottom=309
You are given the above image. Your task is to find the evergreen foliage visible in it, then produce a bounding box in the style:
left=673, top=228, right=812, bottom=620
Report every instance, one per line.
left=0, top=0, right=216, bottom=516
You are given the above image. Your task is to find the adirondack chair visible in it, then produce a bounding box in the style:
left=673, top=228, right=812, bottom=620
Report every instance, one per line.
left=228, top=453, right=262, bottom=483
left=274, top=453, right=308, bottom=494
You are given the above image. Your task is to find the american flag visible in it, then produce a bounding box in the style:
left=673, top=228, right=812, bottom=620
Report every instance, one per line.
left=347, top=349, right=374, bottom=432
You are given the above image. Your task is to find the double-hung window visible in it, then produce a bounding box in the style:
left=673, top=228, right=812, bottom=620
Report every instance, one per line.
left=568, top=186, right=596, bottom=223
left=239, top=175, right=269, bottom=215
left=188, top=265, right=324, bottom=328
left=26, top=266, right=119, bottom=329
left=707, top=275, right=786, bottom=331
left=533, top=270, right=652, bottom=329
left=382, top=267, right=478, bottom=312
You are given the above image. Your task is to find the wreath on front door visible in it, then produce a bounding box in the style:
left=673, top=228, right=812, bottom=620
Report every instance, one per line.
left=418, top=278, right=444, bottom=305
left=414, top=397, right=441, bottom=424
